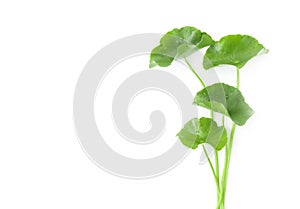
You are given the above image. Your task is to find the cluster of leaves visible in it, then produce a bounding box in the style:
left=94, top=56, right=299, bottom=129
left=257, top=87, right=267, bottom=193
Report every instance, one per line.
left=149, top=26, right=267, bottom=151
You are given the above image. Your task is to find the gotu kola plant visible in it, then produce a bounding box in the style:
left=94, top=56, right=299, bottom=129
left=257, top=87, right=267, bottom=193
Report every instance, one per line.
left=149, top=26, right=268, bottom=209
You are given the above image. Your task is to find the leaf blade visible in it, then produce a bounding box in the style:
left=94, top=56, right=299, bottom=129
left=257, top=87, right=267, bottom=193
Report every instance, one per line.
left=150, top=26, right=214, bottom=68
left=176, top=118, right=201, bottom=149
left=203, top=34, right=268, bottom=69
left=193, top=83, right=254, bottom=126
left=177, top=117, right=228, bottom=151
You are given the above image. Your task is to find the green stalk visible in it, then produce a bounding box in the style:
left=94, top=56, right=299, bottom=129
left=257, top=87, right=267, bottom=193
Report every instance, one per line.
left=215, top=150, right=220, bottom=201
left=236, top=68, right=240, bottom=89
left=217, top=68, right=240, bottom=208
left=220, top=123, right=236, bottom=207
left=202, top=144, right=219, bottom=191
left=184, top=58, right=206, bottom=87
left=184, top=57, right=221, bottom=205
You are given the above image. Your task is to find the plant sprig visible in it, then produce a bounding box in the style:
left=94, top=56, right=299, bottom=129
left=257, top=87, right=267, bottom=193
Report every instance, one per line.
left=149, top=26, right=268, bottom=209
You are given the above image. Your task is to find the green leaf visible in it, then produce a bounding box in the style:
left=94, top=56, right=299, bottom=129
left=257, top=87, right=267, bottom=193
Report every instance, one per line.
left=176, top=118, right=201, bottom=149
left=203, top=34, right=268, bottom=69
left=150, top=26, right=214, bottom=68
left=177, top=117, right=227, bottom=151
left=193, top=83, right=254, bottom=126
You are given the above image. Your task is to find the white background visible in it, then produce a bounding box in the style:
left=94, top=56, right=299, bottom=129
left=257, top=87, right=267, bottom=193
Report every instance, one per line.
left=1, top=0, right=299, bottom=208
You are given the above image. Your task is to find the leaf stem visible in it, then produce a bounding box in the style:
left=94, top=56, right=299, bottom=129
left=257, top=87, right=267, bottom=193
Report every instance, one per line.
left=202, top=144, right=219, bottom=191
left=218, top=67, right=240, bottom=208
left=184, top=58, right=206, bottom=88
left=215, top=151, right=219, bottom=185
left=184, top=57, right=221, bottom=206
left=236, top=68, right=240, bottom=89
left=222, top=123, right=236, bottom=205
left=184, top=57, right=215, bottom=121
left=214, top=150, right=220, bottom=203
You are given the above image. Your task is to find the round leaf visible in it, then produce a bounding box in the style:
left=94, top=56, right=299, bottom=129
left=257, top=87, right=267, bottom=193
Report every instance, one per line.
left=203, top=34, right=268, bottom=69
left=193, top=83, right=254, bottom=126
left=177, top=117, right=227, bottom=151
left=150, top=26, right=214, bottom=68
left=176, top=118, right=201, bottom=149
